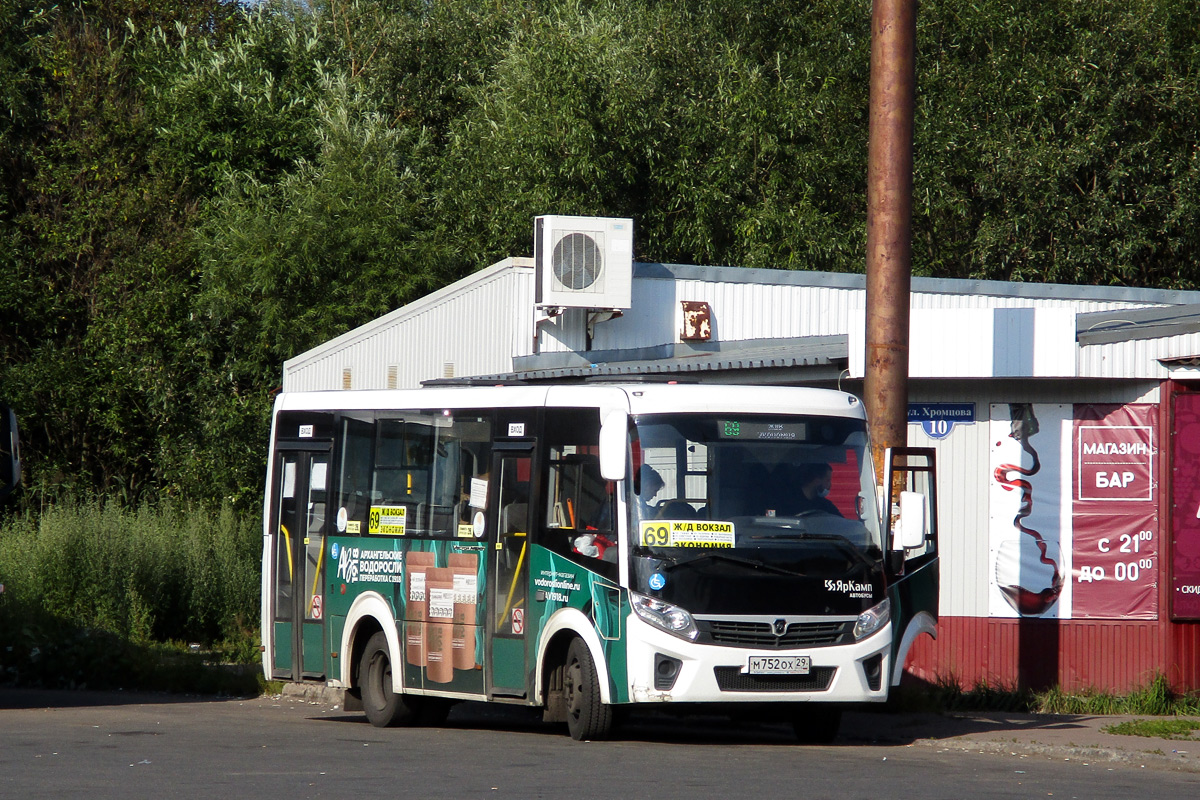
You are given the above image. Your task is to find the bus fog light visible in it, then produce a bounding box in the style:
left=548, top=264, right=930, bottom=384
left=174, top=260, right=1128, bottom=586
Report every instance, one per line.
left=654, top=653, right=682, bottom=690
left=631, top=592, right=698, bottom=641
left=861, top=653, right=884, bottom=691
left=853, top=598, right=890, bottom=641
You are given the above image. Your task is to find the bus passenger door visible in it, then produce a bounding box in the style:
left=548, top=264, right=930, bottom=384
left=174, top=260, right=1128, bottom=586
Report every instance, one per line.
left=883, top=447, right=939, bottom=687
left=488, top=448, right=533, bottom=696
left=271, top=447, right=331, bottom=681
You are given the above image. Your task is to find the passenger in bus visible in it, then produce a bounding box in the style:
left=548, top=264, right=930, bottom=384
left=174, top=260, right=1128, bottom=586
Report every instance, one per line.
left=790, top=462, right=842, bottom=517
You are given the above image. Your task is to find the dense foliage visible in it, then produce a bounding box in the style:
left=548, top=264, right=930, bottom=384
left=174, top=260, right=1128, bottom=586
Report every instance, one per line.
left=0, top=501, right=262, bottom=685
left=2, top=0, right=1200, bottom=508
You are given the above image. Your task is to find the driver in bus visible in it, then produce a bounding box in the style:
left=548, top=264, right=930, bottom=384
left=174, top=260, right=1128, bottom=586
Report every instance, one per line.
left=636, top=464, right=665, bottom=518
left=791, top=462, right=842, bottom=517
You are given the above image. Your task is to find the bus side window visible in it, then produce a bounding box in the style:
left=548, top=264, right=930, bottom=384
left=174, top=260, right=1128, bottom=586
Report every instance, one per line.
left=337, top=417, right=374, bottom=535
left=373, top=417, right=435, bottom=534
left=542, top=409, right=617, bottom=570
left=448, top=415, right=492, bottom=537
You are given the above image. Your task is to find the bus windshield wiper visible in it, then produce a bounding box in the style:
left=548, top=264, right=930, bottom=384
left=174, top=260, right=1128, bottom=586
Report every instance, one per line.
left=663, top=552, right=805, bottom=577
left=749, top=532, right=878, bottom=570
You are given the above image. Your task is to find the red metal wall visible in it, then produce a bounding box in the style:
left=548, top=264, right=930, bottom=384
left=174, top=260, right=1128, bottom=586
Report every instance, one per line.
left=904, top=617, right=1178, bottom=693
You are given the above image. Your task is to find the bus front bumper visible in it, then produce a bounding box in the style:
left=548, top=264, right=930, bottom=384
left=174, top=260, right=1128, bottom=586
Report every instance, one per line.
left=624, top=614, right=892, bottom=705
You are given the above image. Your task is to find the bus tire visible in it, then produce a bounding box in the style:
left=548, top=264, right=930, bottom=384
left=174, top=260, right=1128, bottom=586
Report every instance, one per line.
left=792, top=705, right=841, bottom=744
left=564, top=638, right=612, bottom=741
left=360, top=632, right=419, bottom=728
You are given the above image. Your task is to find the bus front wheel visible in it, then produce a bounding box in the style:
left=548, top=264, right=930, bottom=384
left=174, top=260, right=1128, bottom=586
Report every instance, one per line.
left=360, top=631, right=420, bottom=728
left=563, top=638, right=613, bottom=741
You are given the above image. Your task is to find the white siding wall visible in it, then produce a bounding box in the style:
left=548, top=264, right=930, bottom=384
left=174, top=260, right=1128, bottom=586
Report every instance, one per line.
left=1078, top=332, right=1200, bottom=379
left=284, top=258, right=1200, bottom=389
left=592, top=267, right=1184, bottom=382
left=283, top=259, right=536, bottom=391
left=593, top=276, right=863, bottom=350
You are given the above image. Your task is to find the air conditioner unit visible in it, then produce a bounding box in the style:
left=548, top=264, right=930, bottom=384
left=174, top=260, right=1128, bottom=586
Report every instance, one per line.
left=534, top=215, right=633, bottom=310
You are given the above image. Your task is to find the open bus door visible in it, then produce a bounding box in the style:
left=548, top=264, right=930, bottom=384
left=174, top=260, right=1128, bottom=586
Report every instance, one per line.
left=882, top=447, right=939, bottom=687
left=0, top=407, right=20, bottom=506
left=270, top=444, right=331, bottom=681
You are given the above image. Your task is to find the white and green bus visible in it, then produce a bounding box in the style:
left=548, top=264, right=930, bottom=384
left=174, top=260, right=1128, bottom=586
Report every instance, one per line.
left=262, top=382, right=938, bottom=741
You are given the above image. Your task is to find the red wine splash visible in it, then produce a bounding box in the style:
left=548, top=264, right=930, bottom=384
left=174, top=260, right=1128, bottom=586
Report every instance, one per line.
left=994, top=404, right=1064, bottom=616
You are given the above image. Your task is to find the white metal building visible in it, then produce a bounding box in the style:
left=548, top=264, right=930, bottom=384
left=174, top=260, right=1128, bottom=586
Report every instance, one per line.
left=284, top=216, right=1200, bottom=692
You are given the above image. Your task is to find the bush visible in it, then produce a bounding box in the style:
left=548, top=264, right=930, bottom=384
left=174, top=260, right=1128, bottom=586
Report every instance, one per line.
left=0, top=500, right=261, bottom=690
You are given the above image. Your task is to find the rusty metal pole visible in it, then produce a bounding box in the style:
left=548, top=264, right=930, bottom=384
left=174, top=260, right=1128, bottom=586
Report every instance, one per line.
left=864, top=0, right=916, bottom=478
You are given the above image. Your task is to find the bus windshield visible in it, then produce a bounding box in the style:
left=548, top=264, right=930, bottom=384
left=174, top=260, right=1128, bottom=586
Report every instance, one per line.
left=627, top=413, right=883, bottom=615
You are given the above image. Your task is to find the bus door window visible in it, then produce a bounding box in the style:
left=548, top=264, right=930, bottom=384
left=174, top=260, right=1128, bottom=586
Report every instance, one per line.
left=271, top=444, right=330, bottom=680
left=305, top=456, right=329, bottom=622
left=494, top=453, right=531, bottom=633
left=274, top=456, right=298, bottom=624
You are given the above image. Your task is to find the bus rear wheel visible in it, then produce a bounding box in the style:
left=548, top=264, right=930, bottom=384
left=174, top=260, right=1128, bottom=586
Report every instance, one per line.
left=563, top=638, right=613, bottom=741
left=360, top=632, right=420, bottom=728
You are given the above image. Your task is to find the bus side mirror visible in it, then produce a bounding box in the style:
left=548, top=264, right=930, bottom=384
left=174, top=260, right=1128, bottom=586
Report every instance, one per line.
left=894, top=491, right=926, bottom=551
left=598, top=410, right=627, bottom=482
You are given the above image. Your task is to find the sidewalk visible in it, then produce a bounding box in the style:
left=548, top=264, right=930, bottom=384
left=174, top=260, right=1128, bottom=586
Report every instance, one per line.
left=841, top=709, right=1200, bottom=773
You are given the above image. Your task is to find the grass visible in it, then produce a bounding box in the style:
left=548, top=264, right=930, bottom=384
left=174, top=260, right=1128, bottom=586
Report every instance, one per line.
left=1103, top=718, right=1200, bottom=740
left=0, top=500, right=263, bottom=694
left=893, top=673, right=1200, bottom=718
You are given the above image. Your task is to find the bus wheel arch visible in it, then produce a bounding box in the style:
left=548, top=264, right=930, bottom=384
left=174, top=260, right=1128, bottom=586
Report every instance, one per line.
left=534, top=608, right=614, bottom=706
left=891, top=611, right=938, bottom=687
left=345, top=615, right=382, bottom=706
left=341, top=592, right=400, bottom=689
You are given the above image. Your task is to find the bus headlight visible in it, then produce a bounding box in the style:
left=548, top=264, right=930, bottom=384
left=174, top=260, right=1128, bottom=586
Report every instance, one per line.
left=853, top=598, right=890, bottom=641
left=631, top=592, right=698, bottom=641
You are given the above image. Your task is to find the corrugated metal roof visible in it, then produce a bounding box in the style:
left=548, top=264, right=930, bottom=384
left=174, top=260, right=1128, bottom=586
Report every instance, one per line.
left=644, top=262, right=1200, bottom=305
left=1077, top=303, right=1200, bottom=345
left=448, top=334, right=848, bottom=383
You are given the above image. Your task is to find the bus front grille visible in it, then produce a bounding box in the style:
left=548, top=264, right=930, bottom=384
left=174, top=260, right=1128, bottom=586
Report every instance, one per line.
left=698, top=620, right=852, bottom=649
left=713, top=666, right=836, bottom=692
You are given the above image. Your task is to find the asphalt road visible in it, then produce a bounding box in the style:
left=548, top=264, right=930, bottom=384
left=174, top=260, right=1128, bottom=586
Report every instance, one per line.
left=2, top=689, right=1196, bottom=799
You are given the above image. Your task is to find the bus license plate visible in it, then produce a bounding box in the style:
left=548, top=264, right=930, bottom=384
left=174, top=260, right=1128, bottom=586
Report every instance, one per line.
left=746, top=655, right=811, bottom=675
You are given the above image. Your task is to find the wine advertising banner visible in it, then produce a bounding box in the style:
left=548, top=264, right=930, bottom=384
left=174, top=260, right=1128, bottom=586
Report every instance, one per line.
left=1071, top=404, right=1158, bottom=620
left=989, top=402, right=1159, bottom=620
left=989, top=403, right=1072, bottom=619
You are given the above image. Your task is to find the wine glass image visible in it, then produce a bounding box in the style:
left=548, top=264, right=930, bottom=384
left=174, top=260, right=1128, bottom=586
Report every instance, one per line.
left=995, top=536, right=1064, bottom=616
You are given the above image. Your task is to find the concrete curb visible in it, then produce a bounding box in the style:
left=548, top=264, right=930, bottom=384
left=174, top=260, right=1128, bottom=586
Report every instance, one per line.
left=910, top=734, right=1200, bottom=773
left=279, top=682, right=348, bottom=707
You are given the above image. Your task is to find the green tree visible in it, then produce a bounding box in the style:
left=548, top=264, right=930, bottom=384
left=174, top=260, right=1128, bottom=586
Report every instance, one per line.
left=0, top=1, right=241, bottom=504
left=914, top=0, right=1200, bottom=286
